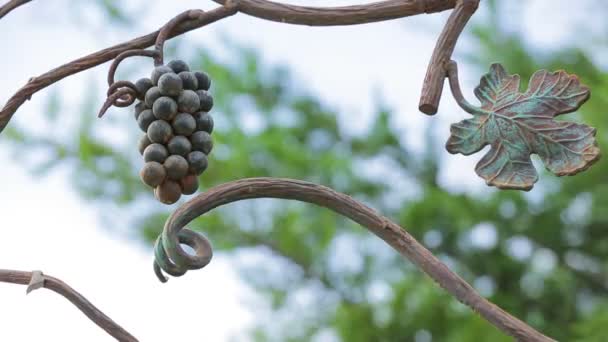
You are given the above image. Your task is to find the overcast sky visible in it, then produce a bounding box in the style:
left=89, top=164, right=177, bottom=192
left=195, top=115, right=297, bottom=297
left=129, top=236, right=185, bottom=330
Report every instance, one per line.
left=0, top=0, right=586, bottom=341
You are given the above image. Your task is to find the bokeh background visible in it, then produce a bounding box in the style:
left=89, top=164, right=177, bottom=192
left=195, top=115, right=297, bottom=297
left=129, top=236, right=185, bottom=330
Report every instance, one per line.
left=1, top=0, right=607, bottom=341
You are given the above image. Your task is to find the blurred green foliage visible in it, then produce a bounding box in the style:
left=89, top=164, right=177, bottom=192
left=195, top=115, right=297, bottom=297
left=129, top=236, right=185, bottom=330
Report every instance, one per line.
left=4, top=1, right=608, bottom=341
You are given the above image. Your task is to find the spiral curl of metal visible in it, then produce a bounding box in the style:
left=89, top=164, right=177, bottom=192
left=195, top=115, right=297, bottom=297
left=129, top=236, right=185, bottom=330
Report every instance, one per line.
left=153, top=228, right=213, bottom=283
left=97, top=49, right=159, bottom=118
left=97, top=10, right=204, bottom=118
left=151, top=177, right=390, bottom=282
left=98, top=82, right=139, bottom=118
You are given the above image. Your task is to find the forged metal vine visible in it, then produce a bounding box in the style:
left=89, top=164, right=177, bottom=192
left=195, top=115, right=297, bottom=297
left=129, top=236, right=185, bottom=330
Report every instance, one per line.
left=0, top=0, right=601, bottom=341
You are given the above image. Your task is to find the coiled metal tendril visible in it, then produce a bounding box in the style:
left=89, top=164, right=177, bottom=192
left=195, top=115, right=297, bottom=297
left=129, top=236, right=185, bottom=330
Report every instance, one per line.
left=97, top=50, right=159, bottom=118
left=153, top=227, right=213, bottom=283
left=97, top=10, right=203, bottom=117
left=152, top=177, right=389, bottom=282
left=150, top=177, right=556, bottom=339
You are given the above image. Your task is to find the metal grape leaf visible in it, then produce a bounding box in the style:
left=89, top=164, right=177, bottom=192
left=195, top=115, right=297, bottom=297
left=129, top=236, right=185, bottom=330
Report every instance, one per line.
left=446, top=63, right=600, bottom=191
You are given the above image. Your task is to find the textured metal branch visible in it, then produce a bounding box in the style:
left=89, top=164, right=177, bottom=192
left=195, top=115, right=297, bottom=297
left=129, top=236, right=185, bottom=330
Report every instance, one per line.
left=154, top=10, right=205, bottom=66
left=0, top=269, right=138, bottom=342
left=0, top=0, right=464, bottom=133
left=211, top=0, right=457, bottom=26
left=0, top=0, right=31, bottom=20
left=0, top=5, right=238, bottom=133
left=153, top=177, right=555, bottom=342
left=419, top=0, right=480, bottom=114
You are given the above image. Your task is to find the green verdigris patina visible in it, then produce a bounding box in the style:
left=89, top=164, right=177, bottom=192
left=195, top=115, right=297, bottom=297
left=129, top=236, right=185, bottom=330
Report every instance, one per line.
left=446, top=63, right=601, bottom=190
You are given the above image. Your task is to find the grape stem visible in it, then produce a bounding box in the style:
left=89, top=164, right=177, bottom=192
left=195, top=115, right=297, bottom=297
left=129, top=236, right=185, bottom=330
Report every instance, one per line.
left=107, top=50, right=160, bottom=86
left=154, top=10, right=206, bottom=66
left=446, top=60, right=488, bottom=116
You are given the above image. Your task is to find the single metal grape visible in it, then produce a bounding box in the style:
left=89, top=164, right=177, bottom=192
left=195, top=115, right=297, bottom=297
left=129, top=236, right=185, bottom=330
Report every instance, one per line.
left=172, top=113, right=196, bottom=136
left=155, top=180, right=181, bottom=204
left=194, top=71, right=211, bottom=91
left=137, top=109, right=155, bottom=132
left=179, top=71, right=198, bottom=90
left=140, top=161, right=166, bottom=188
left=144, top=86, right=162, bottom=108
left=138, top=134, right=152, bottom=155
left=192, top=111, right=213, bottom=133
left=180, top=174, right=199, bottom=195
left=167, top=60, right=190, bottom=74
left=187, top=150, right=208, bottom=174
left=164, top=155, right=189, bottom=180
left=147, top=120, right=173, bottom=144
left=197, top=90, right=214, bottom=112
left=143, top=143, right=169, bottom=163
left=152, top=96, right=178, bottom=120
left=167, top=136, right=192, bottom=156
left=190, top=131, right=213, bottom=154
left=178, top=90, right=200, bottom=113
left=134, top=101, right=147, bottom=120
left=151, top=65, right=173, bottom=85
left=135, top=78, right=153, bottom=100
left=158, top=73, right=183, bottom=97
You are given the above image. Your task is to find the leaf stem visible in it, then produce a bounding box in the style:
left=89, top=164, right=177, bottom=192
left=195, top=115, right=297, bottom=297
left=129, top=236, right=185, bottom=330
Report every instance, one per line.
left=446, top=60, right=487, bottom=116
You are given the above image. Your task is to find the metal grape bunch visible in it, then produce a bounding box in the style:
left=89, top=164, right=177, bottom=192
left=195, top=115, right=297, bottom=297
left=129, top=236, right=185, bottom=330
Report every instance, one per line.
left=100, top=59, right=214, bottom=204
left=98, top=12, right=215, bottom=204
left=138, top=61, right=214, bottom=203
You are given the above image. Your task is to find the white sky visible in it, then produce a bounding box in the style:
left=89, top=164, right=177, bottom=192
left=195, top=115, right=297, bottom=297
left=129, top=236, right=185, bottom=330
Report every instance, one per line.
left=0, top=0, right=586, bottom=341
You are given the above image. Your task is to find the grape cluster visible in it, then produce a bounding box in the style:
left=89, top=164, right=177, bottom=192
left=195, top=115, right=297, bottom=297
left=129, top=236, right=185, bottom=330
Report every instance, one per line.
left=134, top=60, right=214, bottom=204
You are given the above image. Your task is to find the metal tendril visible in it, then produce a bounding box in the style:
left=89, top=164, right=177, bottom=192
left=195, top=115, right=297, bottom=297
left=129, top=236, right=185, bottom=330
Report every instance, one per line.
left=154, top=9, right=205, bottom=66
left=97, top=87, right=138, bottom=118
left=98, top=10, right=204, bottom=118
left=98, top=49, right=159, bottom=118
left=152, top=177, right=387, bottom=282
left=153, top=228, right=213, bottom=283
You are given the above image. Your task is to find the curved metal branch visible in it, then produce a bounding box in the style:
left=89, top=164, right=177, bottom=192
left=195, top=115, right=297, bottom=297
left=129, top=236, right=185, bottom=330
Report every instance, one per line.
left=0, top=269, right=138, bottom=342
left=0, top=0, right=31, bottom=20
left=419, top=0, right=479, bottom=115
left=211, top=0, right=456, bottom=26
left=0, top=0, right=464, bottom=133
left=153, top=177, right=555, bottom=342
left=0, top=5, right=237, bottom=133
left=154, top=10, right=204, bottom=66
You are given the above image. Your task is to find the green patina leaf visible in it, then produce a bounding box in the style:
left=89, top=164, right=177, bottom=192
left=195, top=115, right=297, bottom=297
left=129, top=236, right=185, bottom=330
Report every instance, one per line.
left=447, top=63, right=601, bottom=190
